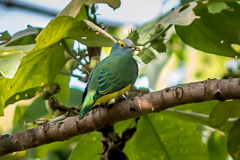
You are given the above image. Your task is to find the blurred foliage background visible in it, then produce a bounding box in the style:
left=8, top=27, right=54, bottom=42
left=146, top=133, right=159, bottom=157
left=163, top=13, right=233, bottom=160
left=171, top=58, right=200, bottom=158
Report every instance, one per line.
left=0, top=0, right=240, bottom=159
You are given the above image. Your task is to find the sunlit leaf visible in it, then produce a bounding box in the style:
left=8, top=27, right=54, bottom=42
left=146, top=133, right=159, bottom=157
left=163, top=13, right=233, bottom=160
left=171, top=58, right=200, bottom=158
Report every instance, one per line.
left=228, top=119, right=240, bottom=160
left=59, top=0, right=120, bottom=18
left=0, top=151, right=26, bottom=160
left=0, top=43, right=66, bottom=115
left=33, top=16, right=116, bottom=52
left=175, top=1, right=240, bottom=57
left=124, top=113, right=208, bottom=160
left=0, top=45, right=34, bottom=78
left=69, top=132, right=102, bottom=160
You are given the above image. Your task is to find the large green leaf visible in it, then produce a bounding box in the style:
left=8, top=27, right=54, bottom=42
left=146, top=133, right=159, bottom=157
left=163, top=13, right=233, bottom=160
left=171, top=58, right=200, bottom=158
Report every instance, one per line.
left=66, top=88, right=84, bottom=107
left=53, top=67, right=71, bottom=105
left=114, top=118, right=136, bottom=135
left=228, top=119, right=240, bottom=160
left=59, top=0, right=120, bottom=18
left=173, top=100, right=234, bottom=132
left=0, top=45, right=34, bottom=78
left=33, top=16, right=116, bottom=51
left=69, top=132, right=102, bottom=160
left=35, top=135, right=81, bottom=159
left=175, top=1, right=240, bottom=57
left=0, top=43, right=66, bottom=115
left=175, top=100, right=218, bottom=115
left=124, top=113, right=208, bottom=160
left=209, top=100, right=240, bottom=128
left=11, top=98, right=48, bottom=133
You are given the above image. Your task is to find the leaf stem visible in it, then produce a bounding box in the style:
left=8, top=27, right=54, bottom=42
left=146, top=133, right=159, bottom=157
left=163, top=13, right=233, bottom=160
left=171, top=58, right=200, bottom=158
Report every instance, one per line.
left=60, top=39, right=90, bottom=74
left=143, top=24, right=173, bottom=46
left=59, top=72, right=84, bottom=79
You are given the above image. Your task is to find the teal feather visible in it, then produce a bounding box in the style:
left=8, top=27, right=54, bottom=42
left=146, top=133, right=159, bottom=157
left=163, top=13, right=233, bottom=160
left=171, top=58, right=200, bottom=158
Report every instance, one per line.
left=79, top=39, right=139, bottom=119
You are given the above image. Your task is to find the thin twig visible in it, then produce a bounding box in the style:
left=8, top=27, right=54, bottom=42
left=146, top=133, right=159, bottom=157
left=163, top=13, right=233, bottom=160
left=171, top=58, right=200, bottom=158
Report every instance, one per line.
left=59, top=72, right=84, bottom=79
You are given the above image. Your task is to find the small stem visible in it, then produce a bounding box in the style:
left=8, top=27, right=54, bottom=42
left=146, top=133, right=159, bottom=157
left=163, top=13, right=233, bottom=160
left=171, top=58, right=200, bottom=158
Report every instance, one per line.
left=165, top=109, right=209, bottom=119
left=60, top=39, right=90, bottom=74
left=143, top=24, right=173, bottom=46
left=59, top=72, right=84, bottom=79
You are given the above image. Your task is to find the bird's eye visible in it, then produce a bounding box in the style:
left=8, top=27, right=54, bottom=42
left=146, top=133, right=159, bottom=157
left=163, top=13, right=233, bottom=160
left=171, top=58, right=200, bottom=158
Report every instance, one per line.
left=119, top=43, right=125, bottom=48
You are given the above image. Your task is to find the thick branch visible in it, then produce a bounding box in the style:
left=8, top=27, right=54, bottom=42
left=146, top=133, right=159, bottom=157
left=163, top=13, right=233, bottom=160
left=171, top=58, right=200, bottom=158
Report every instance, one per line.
left=1, top=78, right=240, bottom=156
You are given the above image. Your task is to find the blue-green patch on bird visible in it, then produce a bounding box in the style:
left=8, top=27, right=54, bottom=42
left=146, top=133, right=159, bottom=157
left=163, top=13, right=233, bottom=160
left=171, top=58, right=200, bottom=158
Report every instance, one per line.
left=79, top=39, right=139, bottom=119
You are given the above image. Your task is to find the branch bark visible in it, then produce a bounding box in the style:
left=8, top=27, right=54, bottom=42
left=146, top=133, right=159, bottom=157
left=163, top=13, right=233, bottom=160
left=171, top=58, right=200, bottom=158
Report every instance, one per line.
left=1, top=78, right=240, bottom=156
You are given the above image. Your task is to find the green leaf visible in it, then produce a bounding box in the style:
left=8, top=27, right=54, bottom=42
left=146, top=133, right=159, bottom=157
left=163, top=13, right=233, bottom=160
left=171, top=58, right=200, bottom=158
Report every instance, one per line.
left=150, top=37, right=166, bottom=54
left=144, top=24, right=167, bottom=54
left=11, top=98, right=48, bottom=133
left=4, top=26, right=41, bottom=47
left=127, top=29, right=139, bottom=44
left=0, top=43, right=66, bottom=115
left=124, top=113, right=208, bottom=160
left=33, top=16, right=116, bottom=51
left=114, top=119, right=135, bottom=135
left=207, top=131, right=228, bottom=160
left=174, top=100, right=234, bottom=132
left=174, top=100, right=218, bottom=115
left=165, top=109, right=210, bottom=127
left=69, top=132, right=102, bottom=160
left=175, top=1, right=240, bottom=57
left=67, top=88, right=83, bottom=107
left=59, top=0, right=120, bottom=18
left=209, top=100, right=240, bottom=128
left=53, top=67, right=71, bottom=105
left=139, top=48, right=156, bottom=64
left=228, top=119, right=240, bottom=160
left=36, top=135, right=81, bottom=159
left=0, top=45, right=34, bottom=78
left=0, top=31, right=11, bottom=45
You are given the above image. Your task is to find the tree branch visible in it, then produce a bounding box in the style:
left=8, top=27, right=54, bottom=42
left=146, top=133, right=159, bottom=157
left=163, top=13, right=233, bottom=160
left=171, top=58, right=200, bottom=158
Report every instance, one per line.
left=1, top=78, right=240, bottom=156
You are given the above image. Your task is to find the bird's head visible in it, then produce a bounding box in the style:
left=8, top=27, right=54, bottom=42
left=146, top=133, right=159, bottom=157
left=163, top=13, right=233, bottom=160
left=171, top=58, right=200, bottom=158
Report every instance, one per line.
left=110, top=39, right=140, bottom=56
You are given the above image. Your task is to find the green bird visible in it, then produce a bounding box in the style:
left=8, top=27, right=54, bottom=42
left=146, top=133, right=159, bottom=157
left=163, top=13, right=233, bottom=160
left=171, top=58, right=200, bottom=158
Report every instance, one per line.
left=79, top=39, right=139, bottom=119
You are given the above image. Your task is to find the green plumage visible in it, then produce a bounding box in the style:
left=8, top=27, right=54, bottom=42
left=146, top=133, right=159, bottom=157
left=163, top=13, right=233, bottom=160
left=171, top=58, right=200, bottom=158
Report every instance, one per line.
left=79, top=39, right=139, bottom=119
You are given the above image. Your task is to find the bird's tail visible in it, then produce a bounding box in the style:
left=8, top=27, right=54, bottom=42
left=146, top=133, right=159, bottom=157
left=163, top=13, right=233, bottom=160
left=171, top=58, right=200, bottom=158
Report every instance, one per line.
left=79, top=95, right=95, bottom=119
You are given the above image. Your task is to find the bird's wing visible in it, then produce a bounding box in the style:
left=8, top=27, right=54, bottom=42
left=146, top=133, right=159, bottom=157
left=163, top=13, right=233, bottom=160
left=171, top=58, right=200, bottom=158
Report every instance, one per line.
left=96, top=54, right=138, bottom=96
left=97, top=68, right=125, bottom=95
